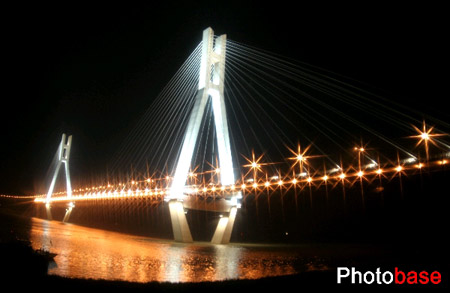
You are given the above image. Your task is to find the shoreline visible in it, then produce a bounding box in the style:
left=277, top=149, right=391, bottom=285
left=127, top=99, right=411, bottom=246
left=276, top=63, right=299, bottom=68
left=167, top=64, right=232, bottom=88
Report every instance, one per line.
left=5, top=270, right=449, bottom=291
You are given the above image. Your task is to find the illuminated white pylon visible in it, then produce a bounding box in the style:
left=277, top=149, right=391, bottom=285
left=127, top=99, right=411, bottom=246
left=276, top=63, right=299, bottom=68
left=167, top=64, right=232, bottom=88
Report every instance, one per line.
left=168, top=27, right=238, bottom=243
left=45, top=133, right=73, bottom=221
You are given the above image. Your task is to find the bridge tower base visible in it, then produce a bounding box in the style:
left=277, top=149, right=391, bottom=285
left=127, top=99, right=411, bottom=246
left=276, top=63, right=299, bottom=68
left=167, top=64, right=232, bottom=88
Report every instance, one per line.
left=62, top=202, right=75, bottom=223
left=168, top=200, right=193, bottom=243
left=211, top=207, right=237, bottom=244
left=45, top=203, right=52, bottom=221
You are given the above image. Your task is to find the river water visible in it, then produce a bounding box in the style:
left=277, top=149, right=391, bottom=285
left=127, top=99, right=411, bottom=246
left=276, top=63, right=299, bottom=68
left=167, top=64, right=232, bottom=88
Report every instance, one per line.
left=5, top=210, right=448, bottom=284
left=28, top=217, right=334, bottom=283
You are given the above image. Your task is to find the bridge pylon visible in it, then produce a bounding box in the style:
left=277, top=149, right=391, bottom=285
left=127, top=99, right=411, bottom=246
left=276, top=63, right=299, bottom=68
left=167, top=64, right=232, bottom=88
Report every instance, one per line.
left=167, top=27, right=240, bottom=244
left=45, top=133, right=74, bottom=222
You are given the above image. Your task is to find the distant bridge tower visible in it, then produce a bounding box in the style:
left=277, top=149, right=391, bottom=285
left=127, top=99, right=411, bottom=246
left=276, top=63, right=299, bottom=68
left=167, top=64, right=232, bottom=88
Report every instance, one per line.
left=167, top=27, right=239, bottom=244
left=45, top=133, right=74, bottom=222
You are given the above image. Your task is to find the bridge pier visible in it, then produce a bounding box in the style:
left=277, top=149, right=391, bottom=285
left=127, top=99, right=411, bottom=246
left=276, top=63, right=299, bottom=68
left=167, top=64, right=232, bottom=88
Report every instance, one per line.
left=62, top=202, right=74, bottom=223
left=211, top=206, right=237, bottom=244
left=168, top=200, right=193, bottom=243
left=45, top=203, right=52, bottom=221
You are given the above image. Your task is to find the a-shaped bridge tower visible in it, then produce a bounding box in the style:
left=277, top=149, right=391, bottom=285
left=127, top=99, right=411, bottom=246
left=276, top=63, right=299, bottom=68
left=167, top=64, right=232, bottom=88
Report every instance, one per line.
left=167, top=27, right=239, bottom=244
left=45, top=133, right=74, bottom=222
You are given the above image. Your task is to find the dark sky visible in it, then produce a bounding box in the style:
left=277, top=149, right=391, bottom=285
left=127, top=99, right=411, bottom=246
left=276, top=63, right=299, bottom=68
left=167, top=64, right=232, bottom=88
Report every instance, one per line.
left=1, top=2, right=448, bottom=194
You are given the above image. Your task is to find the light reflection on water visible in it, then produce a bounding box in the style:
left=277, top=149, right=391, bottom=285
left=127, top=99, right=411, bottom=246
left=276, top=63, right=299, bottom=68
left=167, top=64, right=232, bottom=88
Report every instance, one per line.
left=29, top=217, right=316, bottom=283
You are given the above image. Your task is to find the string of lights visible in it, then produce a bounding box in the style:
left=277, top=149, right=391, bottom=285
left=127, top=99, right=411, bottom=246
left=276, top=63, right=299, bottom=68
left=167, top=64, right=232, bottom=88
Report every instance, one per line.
left=32, top=145, right=449, bottom=204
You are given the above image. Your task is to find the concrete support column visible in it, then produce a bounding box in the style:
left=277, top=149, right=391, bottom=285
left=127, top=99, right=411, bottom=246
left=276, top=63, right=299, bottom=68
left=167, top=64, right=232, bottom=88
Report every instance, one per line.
left=45, top=203, right=52, bottom=221
left=211, top=207, right=237, bottom=244
left=168, top=200, right=193, bottom=243
left=63, top=202, right=74, bottom=223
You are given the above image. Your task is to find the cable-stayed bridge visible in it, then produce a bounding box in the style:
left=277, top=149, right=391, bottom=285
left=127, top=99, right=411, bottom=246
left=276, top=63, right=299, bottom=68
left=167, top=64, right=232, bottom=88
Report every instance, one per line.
left=7, top=27, right=449, bottom=244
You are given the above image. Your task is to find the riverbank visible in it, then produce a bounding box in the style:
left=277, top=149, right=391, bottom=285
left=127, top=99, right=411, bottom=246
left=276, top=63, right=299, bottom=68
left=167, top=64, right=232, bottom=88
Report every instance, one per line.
left=11, top=272, right=337, bottom=291
left=4, top=269, right=449, bottom=292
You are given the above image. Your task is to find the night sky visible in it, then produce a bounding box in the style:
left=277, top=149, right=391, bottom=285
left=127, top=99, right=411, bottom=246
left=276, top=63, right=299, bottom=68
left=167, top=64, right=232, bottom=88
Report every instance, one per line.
left=1, top=2, right=448, bottom=195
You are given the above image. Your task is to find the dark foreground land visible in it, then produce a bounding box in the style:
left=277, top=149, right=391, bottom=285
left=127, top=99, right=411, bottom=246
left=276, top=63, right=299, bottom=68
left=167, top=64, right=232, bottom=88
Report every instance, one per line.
left=0, top=270, right=337, bottom=292
left=2, top=262, right=449, bottom=292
